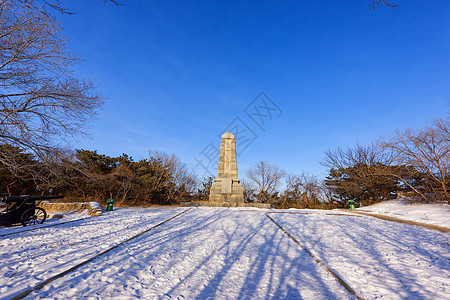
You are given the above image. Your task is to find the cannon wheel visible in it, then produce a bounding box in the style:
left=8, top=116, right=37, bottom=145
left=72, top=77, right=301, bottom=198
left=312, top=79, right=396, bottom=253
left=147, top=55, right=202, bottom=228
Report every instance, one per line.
left=21, top=207, right=47, bottom=226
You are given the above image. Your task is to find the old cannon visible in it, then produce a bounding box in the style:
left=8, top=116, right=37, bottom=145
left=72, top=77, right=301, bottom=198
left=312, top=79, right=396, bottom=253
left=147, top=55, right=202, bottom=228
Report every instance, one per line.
left=0, top=194, right=64, bottom=226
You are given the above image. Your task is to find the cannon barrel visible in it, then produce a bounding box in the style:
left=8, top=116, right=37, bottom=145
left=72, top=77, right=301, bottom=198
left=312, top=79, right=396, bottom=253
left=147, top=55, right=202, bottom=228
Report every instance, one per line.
left=0, top=195, right=64, bottom=202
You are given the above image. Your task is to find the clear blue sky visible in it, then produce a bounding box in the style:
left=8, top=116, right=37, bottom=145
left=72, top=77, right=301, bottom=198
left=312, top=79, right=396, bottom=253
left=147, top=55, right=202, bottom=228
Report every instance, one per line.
left=59, top=0, right=449, bottom=179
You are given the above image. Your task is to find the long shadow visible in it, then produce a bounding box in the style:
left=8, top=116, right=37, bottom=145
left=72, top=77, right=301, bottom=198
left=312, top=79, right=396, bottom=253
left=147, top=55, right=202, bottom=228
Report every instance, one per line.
left=301, top=214, right=428, bottom=297
left=196, top=213, right=275, bottom=299
left=0, top=208, right=185, bottom=293
left=163, top=209, right=260, bottom=296
left=40, top=208, right=348, bottom=299
left=270, top=212, right=450, bottom=299
left=0, top=208, right=178, bottom=260
left=43, top=208, right=229, bottom=297
left=26, top=207, right=448, bottom=299
left=8, top=208, right=191, bottom=299
left=157, top=209, right=346, bottom=299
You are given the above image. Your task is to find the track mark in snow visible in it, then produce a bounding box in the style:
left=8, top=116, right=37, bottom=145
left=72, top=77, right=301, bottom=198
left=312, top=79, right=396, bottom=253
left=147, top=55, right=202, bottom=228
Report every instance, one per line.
left=25, top=208, right=357, bottom=299
left=265, top=212, right=364, bottom=300
left=269, top=211, right=450, bottom=299
left=8, top=208, right=192, bottom=300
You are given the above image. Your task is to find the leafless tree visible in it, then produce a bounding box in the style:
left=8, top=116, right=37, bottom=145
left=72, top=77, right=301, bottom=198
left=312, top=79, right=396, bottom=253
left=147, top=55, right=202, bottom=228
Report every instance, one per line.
left=322, top=142, right=395, bottom=170
left=433, top=117, right=450, bottom=143
left=25, top=0, right=123, bottom=15
left=151, top=151, right=197, bottom=201
left=0, top=0, right=103, bottom=172
left=246, top=160, right=286, bottom=203
left=369, top=0, right=399, bottom=9
left=382, top=124, right=450, bottom=204
left=196, top=176, right=213, bottom=201
left=281, top=173, right=324, bottom=209
left=240, top=179, right=257, bottom=203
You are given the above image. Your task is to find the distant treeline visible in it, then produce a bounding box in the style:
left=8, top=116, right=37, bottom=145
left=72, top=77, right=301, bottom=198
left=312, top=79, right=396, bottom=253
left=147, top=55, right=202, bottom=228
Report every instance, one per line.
left=0, top=146, right=197, bottom=206
left=237, top=115, right=450, bottom=207
left=0, top=116, right=448, bottom=208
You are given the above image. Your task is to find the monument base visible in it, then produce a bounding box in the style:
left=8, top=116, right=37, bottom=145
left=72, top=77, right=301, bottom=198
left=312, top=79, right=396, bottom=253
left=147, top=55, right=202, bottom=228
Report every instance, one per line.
left=209, top=178, right=244, bottom=203
left=180, top=201, right=271, bottom=209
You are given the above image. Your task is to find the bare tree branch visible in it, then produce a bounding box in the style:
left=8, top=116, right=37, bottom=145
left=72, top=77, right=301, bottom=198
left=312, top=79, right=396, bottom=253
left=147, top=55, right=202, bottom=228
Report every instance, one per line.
left=369, top=0, right=399, bottom=10
left=381, top=123, right=450, bottom=204
left=0, top=0, right=104, bottom=174
left=246, top=160, right=286, bottom=203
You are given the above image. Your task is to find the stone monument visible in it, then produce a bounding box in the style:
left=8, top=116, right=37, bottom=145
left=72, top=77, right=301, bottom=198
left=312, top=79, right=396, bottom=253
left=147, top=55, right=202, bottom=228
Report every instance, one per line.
left=209, top=132, right=244, bottom=203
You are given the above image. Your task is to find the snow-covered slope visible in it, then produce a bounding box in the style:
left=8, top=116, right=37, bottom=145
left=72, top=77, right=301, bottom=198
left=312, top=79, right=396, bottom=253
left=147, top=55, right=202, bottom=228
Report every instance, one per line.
left=356, top=198, right=450, bottom=229
left=0, top=204, right=448, bottom=299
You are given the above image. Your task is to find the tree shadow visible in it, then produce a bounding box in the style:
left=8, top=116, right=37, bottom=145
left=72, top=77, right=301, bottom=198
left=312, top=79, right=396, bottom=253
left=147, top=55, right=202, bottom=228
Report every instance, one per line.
left=269, top=212, right=450, bottom=299
left=131, top=208, right=352, bottom=299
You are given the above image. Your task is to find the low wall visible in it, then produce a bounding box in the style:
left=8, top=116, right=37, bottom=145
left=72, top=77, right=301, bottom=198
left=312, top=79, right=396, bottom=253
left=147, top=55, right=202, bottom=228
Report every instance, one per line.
left=39, top=201, right=103, bottom=216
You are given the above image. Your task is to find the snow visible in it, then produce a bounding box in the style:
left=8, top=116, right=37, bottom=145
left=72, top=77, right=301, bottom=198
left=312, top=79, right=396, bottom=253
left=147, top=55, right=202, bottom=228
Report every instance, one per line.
left=355, top=198, right=450, bottom=229
left=0, top=202, right=449, bottom=299
left=0, top=210, right=91, bottom=237
left=270, top=210, right=449, bottom=299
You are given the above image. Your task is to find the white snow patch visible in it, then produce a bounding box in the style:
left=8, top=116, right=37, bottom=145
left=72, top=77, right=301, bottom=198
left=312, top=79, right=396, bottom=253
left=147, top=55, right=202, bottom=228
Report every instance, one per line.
left=270, top=210, right=450, bottom=299
left=355, top=198, right=450, bottom=228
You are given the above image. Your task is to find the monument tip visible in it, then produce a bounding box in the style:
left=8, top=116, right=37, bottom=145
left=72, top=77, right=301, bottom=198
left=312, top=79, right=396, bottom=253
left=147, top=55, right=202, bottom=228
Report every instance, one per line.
left=222, top=132, right=234, bottom=138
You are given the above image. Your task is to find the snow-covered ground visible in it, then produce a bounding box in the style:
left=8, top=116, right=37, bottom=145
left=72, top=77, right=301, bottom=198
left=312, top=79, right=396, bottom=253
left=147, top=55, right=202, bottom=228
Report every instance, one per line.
left=355, top=198, right=450, bottom=228
left=0, top=210, right=91, bottom=237
left=0, top=202, right=448, bottom=299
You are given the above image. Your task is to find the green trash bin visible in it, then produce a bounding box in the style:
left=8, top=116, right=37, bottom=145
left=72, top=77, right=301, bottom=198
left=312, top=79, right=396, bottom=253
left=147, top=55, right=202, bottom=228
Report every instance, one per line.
left=348, top=200, right=356, bottom=209
left=106, top=198, right=115, bottom=211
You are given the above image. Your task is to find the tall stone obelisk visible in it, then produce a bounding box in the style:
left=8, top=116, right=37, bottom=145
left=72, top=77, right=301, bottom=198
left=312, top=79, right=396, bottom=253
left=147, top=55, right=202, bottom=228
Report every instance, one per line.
left=209, top=132, right=244, bottom=203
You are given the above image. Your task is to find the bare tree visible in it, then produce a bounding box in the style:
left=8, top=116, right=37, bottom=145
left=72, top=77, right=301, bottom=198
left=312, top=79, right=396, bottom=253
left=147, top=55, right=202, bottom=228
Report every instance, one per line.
left=24, top=0, right=123, bottom=15
left=240, top=179, right=256, bottom=203
left=322, top=142, right=395, bottom=170
left=282, top=173, right=324, bottom=209
left=196, top=176, right=213, bottom=201
left=369, top=0, right=399, bottom=9
left=246, top=160, right=286, bottom=203
left=0, top=0, right=103, bottom=171
left=433, top=117, right=450, bottom=143
left=382, top=125, right=450, bottom=204
left=151, top=151, right=197, bottom=201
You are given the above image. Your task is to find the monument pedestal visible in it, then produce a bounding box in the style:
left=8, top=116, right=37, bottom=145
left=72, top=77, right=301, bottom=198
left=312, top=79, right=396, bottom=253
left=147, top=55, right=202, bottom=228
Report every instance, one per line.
left=209, top=178, right=244, bottom=203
